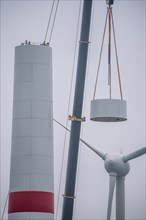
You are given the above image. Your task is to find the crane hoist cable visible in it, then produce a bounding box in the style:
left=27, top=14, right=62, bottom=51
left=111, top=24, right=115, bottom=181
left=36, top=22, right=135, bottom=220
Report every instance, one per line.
left=44, top=0, right=60, bottom=44
left=44, top=0, right=56, bottom=43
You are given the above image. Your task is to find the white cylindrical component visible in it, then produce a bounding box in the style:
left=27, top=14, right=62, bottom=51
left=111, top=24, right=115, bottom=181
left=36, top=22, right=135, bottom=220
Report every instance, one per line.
left=90, top=99, right=127, bottom=122
left=8, top=45, right=54, bottom=220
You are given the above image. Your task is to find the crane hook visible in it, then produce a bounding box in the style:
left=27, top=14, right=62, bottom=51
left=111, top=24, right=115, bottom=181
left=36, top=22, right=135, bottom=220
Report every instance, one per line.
left=106, top=0, right=114, bottom=6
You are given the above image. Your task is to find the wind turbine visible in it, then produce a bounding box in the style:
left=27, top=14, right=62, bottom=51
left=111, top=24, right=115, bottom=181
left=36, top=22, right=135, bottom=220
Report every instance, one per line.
left=81, top=139, right=146, bottom=220
left=54, top=119, right=146, bottom=220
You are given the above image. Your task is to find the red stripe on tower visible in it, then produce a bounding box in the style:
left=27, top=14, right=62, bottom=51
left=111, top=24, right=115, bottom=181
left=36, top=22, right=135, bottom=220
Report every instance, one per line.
left=8, top=191, right=54, bottom=214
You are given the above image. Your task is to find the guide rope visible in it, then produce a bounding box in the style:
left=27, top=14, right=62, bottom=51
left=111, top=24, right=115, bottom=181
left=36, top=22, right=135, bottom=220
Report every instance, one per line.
left=1, top=192, right=9, bottom=220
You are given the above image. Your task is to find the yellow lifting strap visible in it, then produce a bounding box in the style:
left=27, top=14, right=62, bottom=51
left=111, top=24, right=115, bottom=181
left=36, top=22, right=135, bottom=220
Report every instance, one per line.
left=68, top=115, right=86, bottom=122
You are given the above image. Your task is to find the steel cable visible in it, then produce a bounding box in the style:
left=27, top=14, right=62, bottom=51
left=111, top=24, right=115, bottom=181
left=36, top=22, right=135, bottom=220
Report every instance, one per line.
left=48, top=0, right=59, bottom=44
left=44, top=0, right=59, bottom=44
left=44, top=0, right=56, bottom=43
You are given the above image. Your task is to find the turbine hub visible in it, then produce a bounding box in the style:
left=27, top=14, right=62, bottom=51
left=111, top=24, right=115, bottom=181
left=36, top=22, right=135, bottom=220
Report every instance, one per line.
left=104, top=153, right=130, bottom=177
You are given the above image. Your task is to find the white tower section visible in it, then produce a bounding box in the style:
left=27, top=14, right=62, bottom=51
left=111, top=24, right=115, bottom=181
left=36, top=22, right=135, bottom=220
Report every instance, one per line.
left=8, top=45, right=54, bottom=220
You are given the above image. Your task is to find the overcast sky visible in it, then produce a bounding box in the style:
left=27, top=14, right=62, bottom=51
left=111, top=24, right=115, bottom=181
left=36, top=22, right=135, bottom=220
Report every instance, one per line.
left=0, top=0, right=145, bottom=219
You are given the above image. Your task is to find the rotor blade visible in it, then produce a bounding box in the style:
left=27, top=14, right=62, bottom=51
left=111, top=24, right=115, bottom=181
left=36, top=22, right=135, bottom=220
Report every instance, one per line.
left=123, top=147, right=146, bottom=162
left=107, top=173, right=117, bottom=220
left=54, top=118, right=107, bottom=160
left=116, top=177, right=125, bottom=220
left=80, top=138, right=106, bottom=160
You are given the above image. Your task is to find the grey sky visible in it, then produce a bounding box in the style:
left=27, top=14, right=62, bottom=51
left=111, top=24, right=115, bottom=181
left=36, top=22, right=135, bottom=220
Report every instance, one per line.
left=0, top=0, right=145, bottom=219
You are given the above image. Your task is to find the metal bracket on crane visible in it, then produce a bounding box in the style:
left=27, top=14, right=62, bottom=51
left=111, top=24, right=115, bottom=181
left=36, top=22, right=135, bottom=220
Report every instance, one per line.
left=62, top=194, right=76, bottom=199
left=68, top=115, right=86, bottom=122
left=79, top=40, right=90, bottom=44
left=106, top=0, right=114, bottom=6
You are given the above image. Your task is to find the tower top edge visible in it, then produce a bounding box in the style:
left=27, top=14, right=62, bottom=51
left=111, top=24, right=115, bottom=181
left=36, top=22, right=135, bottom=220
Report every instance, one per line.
left=16, top=40, right=51, bottom=48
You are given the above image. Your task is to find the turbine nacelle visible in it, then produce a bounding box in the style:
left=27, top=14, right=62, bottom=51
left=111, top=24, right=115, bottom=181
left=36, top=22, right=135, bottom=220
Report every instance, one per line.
left=104, top=153, right=130, bottom=177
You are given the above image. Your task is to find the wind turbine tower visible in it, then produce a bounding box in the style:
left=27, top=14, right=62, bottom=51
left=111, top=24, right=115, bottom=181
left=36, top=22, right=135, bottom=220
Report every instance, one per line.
left=8, top=43, right=54, bottom=220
